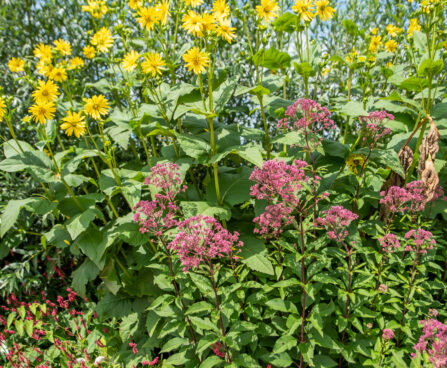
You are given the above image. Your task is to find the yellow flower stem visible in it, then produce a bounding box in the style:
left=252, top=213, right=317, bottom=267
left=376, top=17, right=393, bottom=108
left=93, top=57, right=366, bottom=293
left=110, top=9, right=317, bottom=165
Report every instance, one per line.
left=137, top=125, right=152, bottom=167
left=258, top=95, right=271, bottom=160
left=56, top=131, right=66, bottom=151
left=172, top=6, right=181, bottom=65
left=42, top=127, right=84, bottom=211
left=305, top=25, right=310, bottom=63
left=83, top=136, right=119, bottom=219
left=198, top=72, right=222, bottom=206
left=4, top=113, right=24, bottom=153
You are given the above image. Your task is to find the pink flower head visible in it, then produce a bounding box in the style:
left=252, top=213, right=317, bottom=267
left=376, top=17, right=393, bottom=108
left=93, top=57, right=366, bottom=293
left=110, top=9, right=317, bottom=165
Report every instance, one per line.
left=360, top=111, right=394, bottom=147
left=413, top=319, right=447, bottom=368
left=315, top=206, right=358, bottom=243
left=253, top=203, right=294, bottom=239
left=133, top=199, right=179, bottom=236
left=144, top=162, right=186, bottom=200
left=250, top=159, right=309, bottom=207
left=378, top=284, right=388, bottom=293
left=378, top=233, right=400, bottom=254
left=382, top=329, right=395, bottom=340
left=142, top=357, right=159, bottom=365
left=429, top=309, right=439, bottom=318
left=379, top=186, right=413, bottom=214
left=212, top=342, right=226, bottom=358
left=167, top=215, right=244, bottom=272
left=404, top=228, right=436, bottom=254
left=281, top=98, right=335, bottom=133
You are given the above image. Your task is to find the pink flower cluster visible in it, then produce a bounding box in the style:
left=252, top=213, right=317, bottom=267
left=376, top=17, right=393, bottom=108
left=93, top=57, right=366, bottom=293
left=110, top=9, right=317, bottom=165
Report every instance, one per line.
left=134, top=163, right=186, bottom=236
left=253, top=203, right=294, bottom=238
left=167, top=215, right=243, bottom=271
left=360, top=111, right=394, bottom=147
left=315, top=206, right=358, bottom=243
left=404, top=228, right=436, bottom=254
left=144, top=162, right=186, bottom=201
left=378, top=233, right=400, bottom=254
left=413, top=319, right=447, bottom=368
left=382, top=329, right=395, bottom=340
left=380, top=180, right=429, bottom=215
left=133, top=200, right=179, bottom=236
left=278, top=98, right=335, bottom=133
left=250, top=159, right=309, bottom=207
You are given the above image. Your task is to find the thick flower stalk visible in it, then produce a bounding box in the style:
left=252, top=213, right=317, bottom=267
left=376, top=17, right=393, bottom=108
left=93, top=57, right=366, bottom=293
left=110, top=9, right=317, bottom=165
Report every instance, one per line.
left=397, top=228, right=436, bottom=346
left=168, top=215, right=243, bottom=363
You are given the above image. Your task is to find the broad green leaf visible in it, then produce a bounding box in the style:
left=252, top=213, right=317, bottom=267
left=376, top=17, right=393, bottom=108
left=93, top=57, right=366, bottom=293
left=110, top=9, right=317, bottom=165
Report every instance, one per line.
left=180, top=201, right=231, bottom=221
left=1, top=198, right=35, bottom=237
left=185, top=301, right=214, bottom=315
left=239, top=236, right=274, bottom=275
left=254, top=47, right=291, bottom=71
left=265, top=299, right=298, bottom=314
left=71, top=259, right=100, bottom=297
left=273, top=335, right=297, bottom=354
left=177, top=133, right=211, bottom=162
left=339, top=101, right=367, bottom=118
left=65, top=208, right=98, bottom=240
left=74, top=227, right=110, bottom=268
left=161, top=337, right=189, bottom=353
left=199, top=356, right=224, bottom=368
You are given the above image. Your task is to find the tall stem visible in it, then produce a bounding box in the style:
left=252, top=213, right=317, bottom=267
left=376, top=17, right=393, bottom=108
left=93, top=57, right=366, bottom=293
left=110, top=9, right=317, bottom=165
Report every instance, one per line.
left=208, top=260, right=231, bottom=363
left=298, top=213, right=307, bottom=368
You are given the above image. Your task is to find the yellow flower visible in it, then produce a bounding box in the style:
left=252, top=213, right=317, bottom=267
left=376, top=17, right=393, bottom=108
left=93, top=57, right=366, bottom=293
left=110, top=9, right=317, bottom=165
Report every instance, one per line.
left=371, top=27, right=378, bottom=35
left=346, top=154, right=366, bottom=174
left=22, top=115, right=32, bottom=123
left=217, top=18, right=236, bottom=43
left=182, top=10, right=204, bottom=37
left=292, top=0, right=315, bottom=22
left=369, top=55, right=376, bottom=62
left=183, top=47, right=209, bottom=74
left=386, top=61, right=393, bottom=68
left=8, top=57, right=25, bottom=73
left=200, top=13, right=217, bottom=33
left=36, top=60, right=52, bottom=77
left=315, top=0, right=334, bottom=22
left=128, top=0, right=143, bottom=9
left=83, top=45, right=96, bottom=59
left=34, top=43, right=52, bottom=61
left=32, top=80, right=59, bottom=104
left=142, top=52, right=166, bottom=77
left=386, top=24, right=402, bottom=37
left=91, top=27, right=114, bottom=54
left=69, top=57, right=85, bottom=70
left=408, top=18, right=421, bottom=37
left=53, top=39, right=72, bottom=56
left=84, top=95, right=110, bottom=120
left=49, top=67, right=67, bottom=82
left=385, top=39, right=398, bottom=53
left=212, top=0, right=230, bottom=22
left=0, top=97, right=6, bottom=122
left=369, top=35, right=382, bottom=53
left=82, top=0, right=108, bottom=18
left=61, top=111, right=86, bottom=138
left=322, top=67, right=329, bottom=76
left=358, top=55, right=366, bottom=62
left=122, top=50, right=141, bottom=72
left=184, top=0, right=204, bottom=7
left=29, top=101, right=56, bottom=124
left=156, top=0, right=170, bottom=25
left=256, top=0, right=279, bottom=22
left=137, top=6, right=159, bottom=31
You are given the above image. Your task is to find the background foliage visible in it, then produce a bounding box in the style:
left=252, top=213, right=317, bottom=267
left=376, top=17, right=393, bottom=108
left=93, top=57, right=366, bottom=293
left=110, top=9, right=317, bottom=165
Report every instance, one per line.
left=0, top=0, right=447, bottom=367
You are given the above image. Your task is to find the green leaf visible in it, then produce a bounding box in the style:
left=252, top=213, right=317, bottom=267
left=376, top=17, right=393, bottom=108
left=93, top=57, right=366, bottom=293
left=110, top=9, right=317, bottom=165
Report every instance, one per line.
left=339, top=101, right=367, bottom=118
left=180, top=202, right=231, bottom=221
left=185, top=301, right=214, bottom=315
left=239, top=236, right=274, bottom=275
left=25, top=320, right=34, bottom=337
left=65, top=208, right=98, bottom=240
left=0, top=198, right=35, bottom=237
left=266, top=299, right=298, bottom=314
left=254, top=47, right=291, bottom=71
left=199, top=356, right=224, bottom=368
left=371, top=149, right=405, bottom=177
left=177, top=133, right=211, bottom=162
left=418, top=58, right=444, bottom=77
left=272, top=12, right=298, bottom=33
left=213, top=75, right=238, bottom=113
left=294, top=62, right=316, bottom=78
left=119, top=312, right=139, bottom=341
left=74, top=227, right=109, bottom=268
left=189, top=316, right=219, bottom=332
left=273, top=131, right=306, bottom=146
left=210, top=144, right=264, bottom=167
left=161, top=337, right=189, bottom=353
left=273, top=335, right=297, bottom=354
left=71, top=259, right=99, bottom=297
left=313, top=355, right=338, bottom=367
left=96, top=292, right=132, bottom=318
